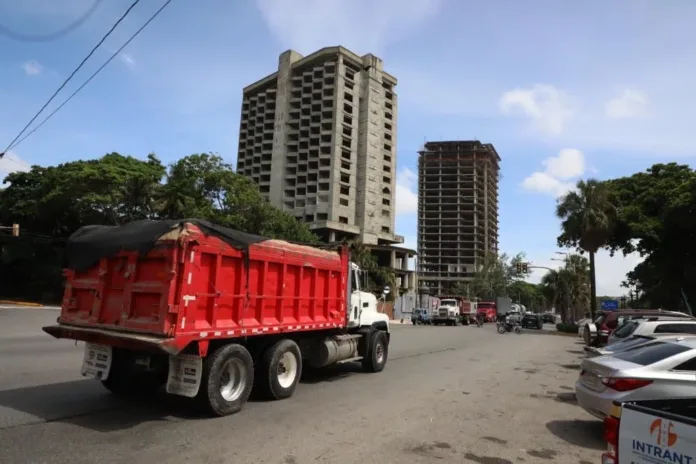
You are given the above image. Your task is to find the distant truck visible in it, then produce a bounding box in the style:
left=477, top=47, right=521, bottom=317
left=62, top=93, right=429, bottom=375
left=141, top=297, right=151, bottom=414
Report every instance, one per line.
left=477, top=301, right=497, bottom=322
left=432, top=296, right=475, bottom=326
left=602, top=399, right=696, bottom=464
left=43, top=220, right=391, bottom=417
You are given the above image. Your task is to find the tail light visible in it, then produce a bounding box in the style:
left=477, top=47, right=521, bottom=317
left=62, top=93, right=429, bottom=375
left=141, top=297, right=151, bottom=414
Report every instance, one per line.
left=601, top=377, right=653, bottom=391
left=603, top=415, right=620, bottom=463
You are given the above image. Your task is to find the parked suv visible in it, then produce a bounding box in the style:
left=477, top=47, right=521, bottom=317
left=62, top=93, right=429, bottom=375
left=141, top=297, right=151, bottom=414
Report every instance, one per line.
left=606, top=317, right=696, bottom=346
left=583, top=310, right=694, bottom=347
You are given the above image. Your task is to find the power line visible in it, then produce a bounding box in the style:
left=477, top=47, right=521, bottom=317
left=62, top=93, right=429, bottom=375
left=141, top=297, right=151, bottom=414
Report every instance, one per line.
left=0, top=0, right=142, bottom=157
left=7, top=0, right=173, bottom=152
left=0, top=0, right=104, bottom=42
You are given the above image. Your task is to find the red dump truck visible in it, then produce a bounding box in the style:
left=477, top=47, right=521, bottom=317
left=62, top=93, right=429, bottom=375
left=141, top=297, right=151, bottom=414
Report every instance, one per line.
left=43, top=219, right=391, bottom=417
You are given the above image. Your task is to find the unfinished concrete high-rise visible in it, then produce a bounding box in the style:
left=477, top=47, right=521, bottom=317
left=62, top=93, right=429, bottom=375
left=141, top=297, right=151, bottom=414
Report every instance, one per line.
left=236, top=46, right=402, bottom=246
left=417, top=141, right=500, bottom=296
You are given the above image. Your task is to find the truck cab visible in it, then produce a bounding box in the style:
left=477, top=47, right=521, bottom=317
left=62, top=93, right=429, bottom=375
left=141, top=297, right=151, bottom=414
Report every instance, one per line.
left=348, top=262, right=389, bottom=329
left=433, top=298, right=463, bottom=326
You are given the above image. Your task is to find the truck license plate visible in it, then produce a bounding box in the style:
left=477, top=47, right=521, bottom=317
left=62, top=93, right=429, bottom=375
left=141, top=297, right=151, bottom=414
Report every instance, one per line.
left=81, top=343, right=113, bottom=380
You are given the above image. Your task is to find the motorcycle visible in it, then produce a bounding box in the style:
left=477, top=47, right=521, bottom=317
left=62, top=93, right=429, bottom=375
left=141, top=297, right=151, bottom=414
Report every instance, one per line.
left=475, top=315, right=484, bottom=327
left=497, top=319, right=523, bottom=335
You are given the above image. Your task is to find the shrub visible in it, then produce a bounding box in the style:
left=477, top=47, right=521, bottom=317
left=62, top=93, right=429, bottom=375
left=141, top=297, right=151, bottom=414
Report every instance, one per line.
left=556, top=322, right=580, bottom=333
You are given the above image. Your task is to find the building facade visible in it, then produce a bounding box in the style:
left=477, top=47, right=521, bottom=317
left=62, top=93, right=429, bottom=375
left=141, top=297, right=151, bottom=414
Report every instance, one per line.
left=236, top=46, right=402, bottom=246
left=417, top=141, right=500, bottom=296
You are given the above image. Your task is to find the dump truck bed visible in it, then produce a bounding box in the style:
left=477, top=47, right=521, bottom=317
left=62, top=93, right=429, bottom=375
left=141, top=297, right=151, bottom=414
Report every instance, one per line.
left=45, top=220, right=350, bottom=354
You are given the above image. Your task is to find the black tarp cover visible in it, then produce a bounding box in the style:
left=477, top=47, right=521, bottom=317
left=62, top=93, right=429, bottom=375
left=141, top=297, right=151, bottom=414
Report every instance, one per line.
left=66, top=219, right=269, bottom=271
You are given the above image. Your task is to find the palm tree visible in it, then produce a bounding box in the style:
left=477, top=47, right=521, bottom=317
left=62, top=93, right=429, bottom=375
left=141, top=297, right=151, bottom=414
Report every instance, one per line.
left=540, top=254, right=590, bottom=321
left=556, top=179, right=615, bottom=319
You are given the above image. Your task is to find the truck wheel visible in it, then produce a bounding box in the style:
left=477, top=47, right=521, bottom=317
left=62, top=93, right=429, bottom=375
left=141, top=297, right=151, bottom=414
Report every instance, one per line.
left=362, top=330, right=388, bottom=373
left=463, top=318, right=470, bottom=326
left=198, top=344, right=254, bottom=417
left=257, top=339, right=302, bottom=401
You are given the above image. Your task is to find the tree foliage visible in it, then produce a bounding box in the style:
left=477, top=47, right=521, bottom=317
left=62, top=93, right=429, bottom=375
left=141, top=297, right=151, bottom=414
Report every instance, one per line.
left=540, top=254, right=590, bottom=322
left=556, top=179, right=615, bottom=318
left=0, top=152, right=319, bottom=301
left=555, top=163, right=696, bottom=312
left=603, top=163, right=696, bottom=310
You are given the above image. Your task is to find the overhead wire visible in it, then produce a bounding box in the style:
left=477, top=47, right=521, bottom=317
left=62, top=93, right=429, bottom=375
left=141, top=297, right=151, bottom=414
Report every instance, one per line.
left=0, top=0, right=142, bottom=157
left=7, top=0, right=173, bottom=153
left=0, top=0, right=104, bottom=42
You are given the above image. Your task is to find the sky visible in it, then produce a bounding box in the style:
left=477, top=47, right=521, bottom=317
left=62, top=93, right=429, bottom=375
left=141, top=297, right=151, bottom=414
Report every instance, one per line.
left=2, top=0, right=695, bottom=296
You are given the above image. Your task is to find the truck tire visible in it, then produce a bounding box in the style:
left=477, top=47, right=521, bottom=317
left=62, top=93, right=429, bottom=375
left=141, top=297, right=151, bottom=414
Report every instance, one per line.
left=463, top=317, right=470, bottom=326
left=256, top=339, right=302, bottom=401
left=362, top=330, right=388, bottom=373
left=198, top=343, right=254, bottom=417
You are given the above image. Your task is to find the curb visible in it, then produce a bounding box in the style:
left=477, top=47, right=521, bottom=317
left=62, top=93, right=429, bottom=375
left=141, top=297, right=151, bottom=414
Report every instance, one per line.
left=0, top=300, right=46, bottom=307
left=544, top=330, right=579, bottom=337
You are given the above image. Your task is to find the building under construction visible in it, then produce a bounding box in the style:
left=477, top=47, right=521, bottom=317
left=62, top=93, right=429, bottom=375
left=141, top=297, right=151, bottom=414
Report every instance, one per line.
left=417, top=141, right=500, bottom=296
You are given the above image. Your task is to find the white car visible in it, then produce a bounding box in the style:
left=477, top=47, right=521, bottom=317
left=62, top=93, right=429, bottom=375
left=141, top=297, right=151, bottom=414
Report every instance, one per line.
left=576, top=336, right=696, bottom=419
left=606, top=317, right=696, bottom=346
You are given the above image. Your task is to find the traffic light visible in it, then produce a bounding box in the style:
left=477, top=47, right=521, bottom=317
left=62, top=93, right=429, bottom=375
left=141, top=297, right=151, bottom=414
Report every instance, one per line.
left=515, top=262, right=522, bottom=273
left=522, top=262, right=529, bottom=273
left=11, top=224, right=19, bottom=237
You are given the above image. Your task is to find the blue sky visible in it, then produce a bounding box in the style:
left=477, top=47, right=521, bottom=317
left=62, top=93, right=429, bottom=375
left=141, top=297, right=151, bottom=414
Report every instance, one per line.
left=2, top=0, right=694, bottom=295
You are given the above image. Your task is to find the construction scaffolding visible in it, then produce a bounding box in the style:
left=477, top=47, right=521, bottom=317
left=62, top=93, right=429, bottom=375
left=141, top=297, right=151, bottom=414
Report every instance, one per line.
left=417, top=141, right=500, bottom=295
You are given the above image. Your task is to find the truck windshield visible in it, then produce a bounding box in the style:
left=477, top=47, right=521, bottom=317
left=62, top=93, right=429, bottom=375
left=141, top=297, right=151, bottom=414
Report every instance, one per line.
left=440, top=300, right=457, bottom=307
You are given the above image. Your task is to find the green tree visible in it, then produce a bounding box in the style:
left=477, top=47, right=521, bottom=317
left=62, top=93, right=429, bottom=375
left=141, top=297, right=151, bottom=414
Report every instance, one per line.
left=346, top=241, right=395, bottom=299
left=0, top=151, right=321, bottom=302
left=604, top=163, right=696, bottom=310
left=464, top=251, right=531, bottom=300
left=556, top=179, right=615, bottom=319
left=539, top=254, right=590, bottom=322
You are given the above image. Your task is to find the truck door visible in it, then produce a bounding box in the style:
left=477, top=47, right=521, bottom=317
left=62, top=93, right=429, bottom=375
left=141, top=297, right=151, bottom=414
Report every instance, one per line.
left=349, top=266, right=362, bottom=327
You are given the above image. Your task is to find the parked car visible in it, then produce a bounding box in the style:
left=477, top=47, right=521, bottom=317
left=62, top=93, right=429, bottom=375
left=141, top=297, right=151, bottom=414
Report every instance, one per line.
left=541, top=313, right=556, bottom=324
left=575, top=336, right=696, bottom=419
left=411, top=308, right=431, bottom=325
left=582, top=309, right=694, bottom=347
left=521, top=313, right=544, bottom=330
left=606, top=317, right=696, bottom=346
left=584, top=333, right=690, bottom=358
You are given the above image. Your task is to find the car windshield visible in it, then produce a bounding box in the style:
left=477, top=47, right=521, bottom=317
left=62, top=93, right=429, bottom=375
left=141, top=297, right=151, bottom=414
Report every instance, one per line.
left=612, top=320, right=641, bottom=339
left=605, top=335, right=653, bottom=353
left=611, top=341, right=692, bottom=366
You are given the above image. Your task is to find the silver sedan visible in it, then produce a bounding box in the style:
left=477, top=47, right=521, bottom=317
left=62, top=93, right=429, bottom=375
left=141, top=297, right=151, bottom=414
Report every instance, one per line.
left=575, top=336, right=696, bottom=419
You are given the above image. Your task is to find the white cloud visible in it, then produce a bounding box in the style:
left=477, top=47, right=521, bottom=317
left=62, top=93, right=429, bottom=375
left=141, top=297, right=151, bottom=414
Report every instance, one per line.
left=119, top=53, right=136, bottom=68
left=522, top=148, right=585, bottom=197
left=395, top=168, right=418, bottom=215
left=605, top=89, right=648, bottom=119
left=499, top=84, right=574, bottom=135
left=21, top=60, right=43, bottom=76
left=0, top=151, right=31, bottom=184
left=253, top=0, right=443, bottom=53
left=527, top=248, right=644, bottom=297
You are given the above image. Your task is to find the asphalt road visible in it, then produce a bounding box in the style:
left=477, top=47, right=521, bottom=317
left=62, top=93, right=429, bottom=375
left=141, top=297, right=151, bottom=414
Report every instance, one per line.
left=0, top=307, right=601, bottom=464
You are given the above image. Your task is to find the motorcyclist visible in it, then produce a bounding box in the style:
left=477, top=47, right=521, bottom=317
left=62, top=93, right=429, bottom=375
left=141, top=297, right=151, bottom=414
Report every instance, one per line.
left=476, top=311, right=485, bottom=326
